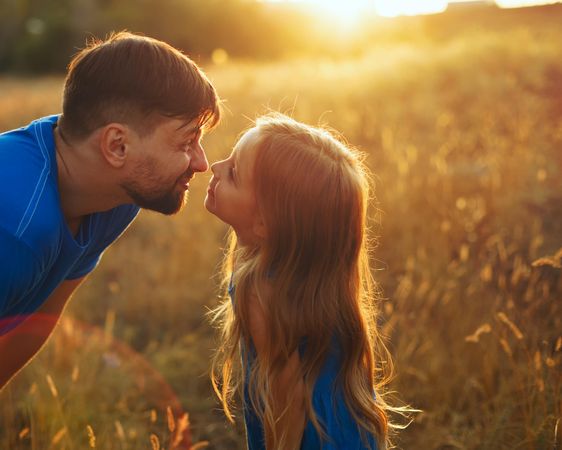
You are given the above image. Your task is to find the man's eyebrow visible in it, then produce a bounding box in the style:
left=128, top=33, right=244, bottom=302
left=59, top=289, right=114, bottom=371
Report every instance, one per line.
left=175, top=121, right=200, bottom=134
left=179, top=126, right=202, bottom=142
left=186, top=127, right=201, bottom=137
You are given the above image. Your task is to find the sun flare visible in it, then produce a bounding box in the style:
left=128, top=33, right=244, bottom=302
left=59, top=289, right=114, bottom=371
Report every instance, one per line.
left=495, top=0, right=560, bottom=7
left=263, top=0, right=449, bottom=21
left=265, top=0, right=374, bottom=26
left=302, top=0, right=373, bottom=19
left=263, top=0, right=562, bottom=20
left=374, top=0, right=448, bottom=17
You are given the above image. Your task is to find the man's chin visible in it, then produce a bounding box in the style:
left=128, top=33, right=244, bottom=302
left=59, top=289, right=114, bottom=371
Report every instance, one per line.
left=134, top=192, right=187, bottom=215
left=158, top=193, right=187, bottom=215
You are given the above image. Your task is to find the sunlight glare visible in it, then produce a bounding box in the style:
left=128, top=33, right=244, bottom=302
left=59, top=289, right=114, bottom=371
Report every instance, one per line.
left=305, top=0, right=373, bottom=20
left=374, top=0, right=448, bottom=17
left=308, top=0, right=374, bottom=27
left=264, top=0, right=374, bottom=27
left=495, top=0, right=560, bottom=7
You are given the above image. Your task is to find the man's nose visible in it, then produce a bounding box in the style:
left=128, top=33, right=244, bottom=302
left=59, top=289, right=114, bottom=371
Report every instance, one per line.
left=191, top=142, right=209, bottom=173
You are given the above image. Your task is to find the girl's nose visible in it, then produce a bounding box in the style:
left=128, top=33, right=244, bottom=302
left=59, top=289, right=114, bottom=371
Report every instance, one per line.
left=211, top=159, right=227, bottom=177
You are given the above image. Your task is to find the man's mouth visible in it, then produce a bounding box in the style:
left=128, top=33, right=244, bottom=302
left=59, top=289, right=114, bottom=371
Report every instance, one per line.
left=178, top=172, right=194, bottom=189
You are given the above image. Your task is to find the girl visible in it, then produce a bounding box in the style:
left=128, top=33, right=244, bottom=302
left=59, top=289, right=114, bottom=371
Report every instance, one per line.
left=205, top=114, right=393, bottom=450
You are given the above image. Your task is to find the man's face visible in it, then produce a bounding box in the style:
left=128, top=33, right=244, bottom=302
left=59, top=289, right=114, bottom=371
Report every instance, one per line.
left=122, top=117, right=209, bottom=215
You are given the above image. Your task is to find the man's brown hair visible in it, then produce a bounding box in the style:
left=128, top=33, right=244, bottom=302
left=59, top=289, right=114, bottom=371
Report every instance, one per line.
left=58, top=31, right=220, bottom=140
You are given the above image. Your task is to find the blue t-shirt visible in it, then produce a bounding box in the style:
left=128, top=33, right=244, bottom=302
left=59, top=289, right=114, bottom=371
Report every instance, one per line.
left=0, top=115, right=140, bottom=335
left=229, top=283, right=379, bottom=450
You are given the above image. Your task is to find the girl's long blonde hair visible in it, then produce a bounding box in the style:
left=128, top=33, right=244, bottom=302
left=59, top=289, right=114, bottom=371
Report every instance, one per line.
left=211, top=113, right=394, bottom=449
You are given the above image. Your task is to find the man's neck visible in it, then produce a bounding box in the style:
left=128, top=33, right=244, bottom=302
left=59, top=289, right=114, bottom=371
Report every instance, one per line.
left=54, top=126, right=126, bottom=225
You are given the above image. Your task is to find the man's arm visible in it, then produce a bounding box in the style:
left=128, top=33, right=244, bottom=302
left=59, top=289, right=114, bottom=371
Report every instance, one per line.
left=0, top=277, right=85, bottom=390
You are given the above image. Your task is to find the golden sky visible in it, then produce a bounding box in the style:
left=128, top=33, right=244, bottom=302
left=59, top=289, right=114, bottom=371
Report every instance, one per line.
left=263, top=0, right=561, bottom=18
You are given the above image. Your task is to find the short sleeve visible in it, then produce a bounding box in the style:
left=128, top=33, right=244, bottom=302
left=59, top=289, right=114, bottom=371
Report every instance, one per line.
left=0, top=226, right=42, bottom=332
left=66, top=204, right=140, bottom=280
left=66, top=254, right=101, bottom=280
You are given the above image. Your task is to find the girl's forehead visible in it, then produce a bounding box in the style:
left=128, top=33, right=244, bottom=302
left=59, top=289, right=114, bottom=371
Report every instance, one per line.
left=230, top=128, right=261, bottom=184
left=234, top=127, right=260, bottom=154
left=233, top=129, right=260, bottom=164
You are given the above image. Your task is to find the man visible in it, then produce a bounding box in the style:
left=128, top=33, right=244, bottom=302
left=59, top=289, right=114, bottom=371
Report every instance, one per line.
left=0, top=31, right=221, bottom=389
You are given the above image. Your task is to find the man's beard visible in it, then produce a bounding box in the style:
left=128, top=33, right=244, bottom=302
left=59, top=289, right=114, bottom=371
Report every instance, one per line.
left=124, top=183, right=187, bottom=215
left=122, top=170, right=191, bottom=215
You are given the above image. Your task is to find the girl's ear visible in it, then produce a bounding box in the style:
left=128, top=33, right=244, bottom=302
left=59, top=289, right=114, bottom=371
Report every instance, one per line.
left=252, top=214, right=267, bottom=240
left=100, top=123, right=129, bottom=168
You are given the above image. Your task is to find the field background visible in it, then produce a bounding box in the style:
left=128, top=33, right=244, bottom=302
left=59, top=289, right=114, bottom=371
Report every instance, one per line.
left=0, top=3, right=561, bottom=449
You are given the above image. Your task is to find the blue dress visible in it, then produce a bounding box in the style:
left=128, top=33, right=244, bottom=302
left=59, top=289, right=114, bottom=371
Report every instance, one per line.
left=229, top=283, right=379, bottom=450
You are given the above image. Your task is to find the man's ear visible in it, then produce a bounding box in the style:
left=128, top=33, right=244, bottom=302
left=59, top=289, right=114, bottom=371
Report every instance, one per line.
left=100, top=123, right=129, bottom=168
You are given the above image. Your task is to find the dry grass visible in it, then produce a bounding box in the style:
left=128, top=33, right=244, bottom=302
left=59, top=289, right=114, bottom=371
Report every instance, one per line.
left=0, top=9, right=561, bottom=449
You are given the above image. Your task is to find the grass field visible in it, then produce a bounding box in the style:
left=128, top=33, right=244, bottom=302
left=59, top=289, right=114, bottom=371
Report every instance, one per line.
left=0, top=5, right=561, bottom=449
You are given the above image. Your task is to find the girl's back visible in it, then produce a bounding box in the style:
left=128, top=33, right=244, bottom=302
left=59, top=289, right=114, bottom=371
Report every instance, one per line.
left=231, top=283, right=378, bottom=450
left=207, top=114, right=391, bottom=450
left=244, top=342, right=378, bottom=449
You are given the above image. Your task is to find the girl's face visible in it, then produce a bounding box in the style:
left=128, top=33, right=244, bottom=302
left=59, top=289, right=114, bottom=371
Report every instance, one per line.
left=205, top=128, right=263, bottom=245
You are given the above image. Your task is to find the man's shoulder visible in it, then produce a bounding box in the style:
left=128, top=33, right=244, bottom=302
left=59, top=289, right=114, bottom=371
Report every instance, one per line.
left=0, top=115, right=59, bottom=174
left=0, top=115, right=61, bottom=243
left=0, top=115, right=59, bottom=153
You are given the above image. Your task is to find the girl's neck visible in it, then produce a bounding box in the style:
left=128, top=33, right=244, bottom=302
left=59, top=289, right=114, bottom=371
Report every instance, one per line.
left=234, top=230, right=263, bottom=251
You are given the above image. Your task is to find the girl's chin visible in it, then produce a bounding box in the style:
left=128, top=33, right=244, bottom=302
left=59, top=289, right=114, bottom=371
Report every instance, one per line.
left=203, top=193, right=213, bottom=206
left=203, top=200, right=221, bottom=222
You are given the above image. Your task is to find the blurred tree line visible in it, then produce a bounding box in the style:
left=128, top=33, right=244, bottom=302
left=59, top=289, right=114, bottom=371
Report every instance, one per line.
left=0, top=0, right=378, bottom=73
left=2, top=0, right=562, bottom=73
